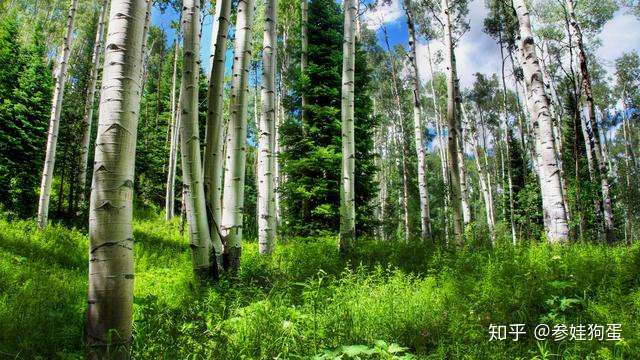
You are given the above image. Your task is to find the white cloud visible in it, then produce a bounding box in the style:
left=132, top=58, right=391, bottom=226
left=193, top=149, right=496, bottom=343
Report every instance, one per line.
left=414, top=0, right=503, bottom=88
left=596, top=11, right=640, bottom=78
left=363, top=0, right=404, bottom=30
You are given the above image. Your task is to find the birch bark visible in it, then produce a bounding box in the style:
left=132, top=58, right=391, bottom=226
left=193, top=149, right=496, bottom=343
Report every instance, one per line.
left=77, top=0, right=110, bottom=205
left=165, top=39, right=180, bottom=220
left=404, top=0, right=432, bottom=241
left=203, top=0, right=231, bottom=256
left=339, top=0, right=357, bottom=252
left=442, top=0, right=463, bottom=243
left=86, top=0, right=146, bottom=354
left=258, top=0, right=278, bottom=254
left=221, top=0, right=255, bottom=272
left=514, top=0, right=570, bottom=243
left=37, top=0, right=77, bottom=229
left=180, top=0, right=216, bottom=276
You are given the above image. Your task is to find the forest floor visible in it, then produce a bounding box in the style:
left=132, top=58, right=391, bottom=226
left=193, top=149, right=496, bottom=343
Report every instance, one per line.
left=0, top=210, right=639, bottom=359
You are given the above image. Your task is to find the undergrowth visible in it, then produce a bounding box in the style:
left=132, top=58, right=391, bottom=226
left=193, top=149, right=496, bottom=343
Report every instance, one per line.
left=0, top=212, right=638, bottom=359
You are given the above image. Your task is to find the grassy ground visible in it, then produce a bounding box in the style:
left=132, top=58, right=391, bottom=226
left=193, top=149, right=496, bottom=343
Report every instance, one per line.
left=0, top=212, right=638, bottom=359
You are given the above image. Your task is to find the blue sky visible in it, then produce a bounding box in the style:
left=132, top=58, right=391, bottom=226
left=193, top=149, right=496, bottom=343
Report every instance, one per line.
left=150, top=0, right=640, bottom=88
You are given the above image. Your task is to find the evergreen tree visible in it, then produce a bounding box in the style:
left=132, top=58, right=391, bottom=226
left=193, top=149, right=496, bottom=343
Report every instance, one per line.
left=0, top=16, right=53, bottom=217
left=281, top=0, right=378, bottom=237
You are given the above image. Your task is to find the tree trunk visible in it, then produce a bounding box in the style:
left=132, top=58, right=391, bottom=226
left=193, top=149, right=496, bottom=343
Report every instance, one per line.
left=457, top=116, right=471, bottom=226
left=300, top=0, right=308, bottom=127
left=77, top=0, right=109, bottom=207
left=404, top=0, right=432, bottom=241
left=179, top=0, right=217, bottom=277
left=203, top=0, right=231, bottom=259
left=427, top=40, right=450, bottom=243
left=464, top=106, right=496, bottom=244
left=339, top=0, right=356, bottom=252
left=442, top=0, right=463, bottom=244
left=37, top=0, right=77, bottom=229
left=221, top=0, right=255, bottom=273
left=514, top=0, right=570, bottom=243
left=258, top=0, right=277, bottom=254
left=85, top=0, right=146, bottom=355
left=165, top=39, right=180, bottom=220
left=498, top=37, right=517, bottom=245
left=383, top=27, right=410, bottom=242
left=565, top=0, right=615, bottom=242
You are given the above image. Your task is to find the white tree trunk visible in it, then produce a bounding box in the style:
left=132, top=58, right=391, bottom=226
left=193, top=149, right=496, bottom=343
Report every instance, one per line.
left=404, top=0, right=432, bottom=241
left=300, top=0, right=308, bottom=127
left=221, top=0, right=255, bottom=272
left=464, top=106, right=496, bottom=244
left=442, top=0, right=463, bottom=243
left=427, top=40, right=450, bottom=242
left=383, top=27, right=410, bottom=242
left=86, top=0, right=146, bottom=354
left=514, top=0, right=570, bottom=243
left=566, top=0, right=615, bottom=241
left=77, top=0, right=110, bottom=206
left=339, top=0, right=357, bottom=252
left=203, top=0, right=231, bottom=260
left=258, top=0, right=277, bottom=254
left=179, top=0, right=216, bottom=276
left=498, top=39, right=517, bottom=244
left=37, top=0, right=77, bottom=229
left=458, top=121, right=472, bottom=226
left=165, top=39, right=180, bottom=220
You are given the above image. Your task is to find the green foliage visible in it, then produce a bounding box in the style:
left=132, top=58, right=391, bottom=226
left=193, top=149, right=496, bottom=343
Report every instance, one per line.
left=1, top=213, right=639, bottom=358
left=280, top=0, right=378, bottom=237
left=0, top=15, right=52, bottom=217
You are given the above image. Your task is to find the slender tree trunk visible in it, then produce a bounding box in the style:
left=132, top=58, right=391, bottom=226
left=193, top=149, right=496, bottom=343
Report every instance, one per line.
left=404, top=0, right=432, bottom=241
left=300, top=0, right=308, bottom=127
left=383, top=27, right=410, bottom=242
left=514, top=0, right=569, bottom=243
left=458, top=117, right=471, bottom=226
left=203, top=0, right=231, bottom=260
left=565, top=0, right=615, bottom=241
left=442, top=0, right=463, bottom=244
left=621, top=100, right=635, bottom=243
left=258, top=0, right=277, bottom=254
left=180, top=0, right=217, bottom=277
left=85, top=0, right=146, bottom=355
left=427, top=40, right=450, bottom=242
left=464, top=106, right=495, bottom=244
left=339, top=0, right=356, bottom=252
left=498, top=38, right=517, bottom=245
left=77, top=0, right=109, bottom=207
left=165, top=39, right=180, bottom=220
left=221, top=0, right=255, bottom=273
left=37, top=0, right=77, bottom=229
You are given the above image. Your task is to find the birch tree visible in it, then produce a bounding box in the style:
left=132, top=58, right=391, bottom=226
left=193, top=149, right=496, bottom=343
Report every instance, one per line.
left=258, top=0, right=278, bottom=254
left=179, top=0, right=217, bottom=277
left=85, top=0, right=146, bottom=354
left=441, top=0, right=463, bottom=243
left=339, top=0, right=357, bottom=252
left=221, top=0, right=256, bottom=272
left=300, top=0, right=308, bottom=126
left=383, top=27, right=410, bottom=242
left=404, top=0, right=432, bottom=241
left=565, top=0, right=615, bottom=242
left=77, top=0, right=110, bottom=205
left=36, top=0, right=77, bottom=229
left=203, top=0, right=232, bottom=249
left=165, top=38, right=180, bottom=220
left=513, top=0, right=570, bottom=243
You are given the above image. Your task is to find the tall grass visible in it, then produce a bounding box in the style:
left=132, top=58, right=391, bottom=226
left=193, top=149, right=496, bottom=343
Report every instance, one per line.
left=0, top=214, right=638, bottom=359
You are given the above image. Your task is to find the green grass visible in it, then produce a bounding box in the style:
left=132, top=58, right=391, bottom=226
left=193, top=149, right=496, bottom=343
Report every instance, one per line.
left=0, top=213, right=638, bottom=359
